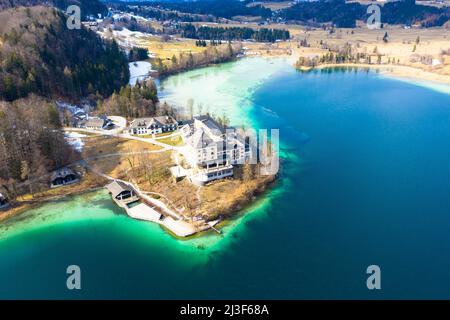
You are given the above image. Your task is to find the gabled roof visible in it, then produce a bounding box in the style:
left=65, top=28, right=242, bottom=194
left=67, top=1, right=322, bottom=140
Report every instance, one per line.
left=85, top=117, right=105, bottom=128
left=0, top=192, right=8, bottom=207
left=131, top=117, right=158, bottom=128
left=154, top=116, right=177, bottom=125
left=74, top=110, right=86, bottom=117
left=188, top=128, right=215, bottom=149
left=106, top=180, right=136, bottom=198
left=51, top=168, right=76, bottom=181
left=181, top=115, right=227, bottom=149
left=129, top=116, right=177, bottom=129
left=193, top=115, right=224, bottom=134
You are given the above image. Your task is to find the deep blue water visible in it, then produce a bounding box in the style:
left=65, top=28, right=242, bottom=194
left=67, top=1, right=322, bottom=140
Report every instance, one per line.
left=248, top=68, right=450, bottom=298
left=1, top=65, right=450, bottom=299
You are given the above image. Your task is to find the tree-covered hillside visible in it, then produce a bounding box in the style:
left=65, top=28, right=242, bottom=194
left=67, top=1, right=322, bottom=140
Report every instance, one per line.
left=142, top=0, right=272, bottom=20
left=280, top=0, right=449, bottom=28
left=114, top=0, right=449, bottom=27
left=0, top=95, right=77, bottom=187
left=181, top=24, right=290, bottom=42
left=0, top=6, right=129, bottom=102
left=0, top=0, right=108, bottom=18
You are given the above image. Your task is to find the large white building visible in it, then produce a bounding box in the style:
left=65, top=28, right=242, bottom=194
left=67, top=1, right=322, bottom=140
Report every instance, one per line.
left=126, top=116, right=178, bottom=135
left=177, top=116, right=248, bottom=185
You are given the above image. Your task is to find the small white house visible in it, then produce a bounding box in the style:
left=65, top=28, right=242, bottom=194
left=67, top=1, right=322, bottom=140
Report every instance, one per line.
left=126, top=116, right=178, bottom=135
left=0, top=193, right=9, bottom=209
left=50, top=168, right=79, bottom=188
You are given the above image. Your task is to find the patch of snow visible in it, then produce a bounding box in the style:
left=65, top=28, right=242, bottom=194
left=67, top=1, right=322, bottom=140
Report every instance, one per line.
left=129, top=61, right=155, bottom=86
left=113, top=28, right=150, bottom=39
left=130, top=14, right=151, bottom=23
left=64, top=132, right=86, bottom=152
left=56, top=101, right=88, bottom=116
left=97, top=27, right=155, bottom=49
left=432, top=59, right=442, bottom=66
left=108, top=116, right=127, bottom=128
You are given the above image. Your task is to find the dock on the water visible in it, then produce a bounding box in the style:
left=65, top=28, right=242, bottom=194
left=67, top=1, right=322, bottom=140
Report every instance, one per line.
left=105, top=180, right=220, bottom=237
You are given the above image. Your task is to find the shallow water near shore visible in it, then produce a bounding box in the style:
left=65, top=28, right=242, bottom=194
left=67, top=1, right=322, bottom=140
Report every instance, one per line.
left=1, top=57, right=450, bottom=299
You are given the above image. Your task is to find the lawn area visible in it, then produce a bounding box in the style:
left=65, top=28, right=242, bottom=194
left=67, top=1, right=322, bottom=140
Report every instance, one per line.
left=83, top=135, right=171, bottom=182
left=247, top=1, right=294, bottom=11
left=83, top=136, right=162, bottom=159
left=148, top=38, right=205, bottom=60
left=132, top=134, right=153, bottom=139
left=132, top=35, right=206, bottom=61
left=157, top=135, right=184, bottom=146
left=131, top=132, right=177, bottom=138
left=155, top=131, right=178, bottom=138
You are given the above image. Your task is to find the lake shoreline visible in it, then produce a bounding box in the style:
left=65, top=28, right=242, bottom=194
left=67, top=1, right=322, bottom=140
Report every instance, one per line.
left=297, top=62, right=450, bottom=86
left=3, top=56, right=450, bottom=298
left=2, top=56, right=449, bottom=239
left=0, top=185, right=106, bottom=224
left=0, top=174, right=278, bottom=240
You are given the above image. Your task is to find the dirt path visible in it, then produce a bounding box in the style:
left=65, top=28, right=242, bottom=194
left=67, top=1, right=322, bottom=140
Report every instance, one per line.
left=64, top=127, right=183, bottom=151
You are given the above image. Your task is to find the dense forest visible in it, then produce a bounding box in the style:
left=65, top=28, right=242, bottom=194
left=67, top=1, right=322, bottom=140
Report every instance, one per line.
left=129, top=47, right=150, bottom=62
left=280, top=0, right=364, bottom=28
left=110, top=3, right=217, bottom=23
left=280, top=0, right=449, bottom=28
left=153, top=42, right=242, bottom=76
left=97, top=79, right=161, bottom=119
left=0, top=6, right=129, bottom=102
left=180, top=24, right=290, bottom=42
left=0, top=0, right=107, bottom=18
left=0, top=5, right=131, bottom=200
left=133, top=0, right=272, bottom=20
left=111, top=0, right=449, bottom=28
left=380, top=0, right=449, bottom=27
left=0, top=95, right=78, bottom=198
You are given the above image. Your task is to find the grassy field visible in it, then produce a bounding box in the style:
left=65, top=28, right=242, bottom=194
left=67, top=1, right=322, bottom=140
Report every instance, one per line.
left=155, top=131, right=176, bottom=138
left=144, top=37, right=206, bottom=61
left=83, top=136, right=164, bottom=178
left=197, top=173, right=276, bottom=219
left=109, top=30, right=234, bottom=67
left=157, top=135, right=184, bottom=146
left=247, top=1, right=294, bottom=11
left=291, top=26, right=450, bottom=82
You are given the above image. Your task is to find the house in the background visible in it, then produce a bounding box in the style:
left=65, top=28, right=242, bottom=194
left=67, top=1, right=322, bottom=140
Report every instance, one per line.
left=175, top=115, right=247, bottom=185
left=74, top=110, right=87, bottom=121
left=50, top=168, right=79, bottom=188
left=71, top=110, right=87, bottom=128
left=0, top=193, right=9, bottom=210
left=126, top=116, right=178, bottom=135
left=85, top=116, right=115, bottom=130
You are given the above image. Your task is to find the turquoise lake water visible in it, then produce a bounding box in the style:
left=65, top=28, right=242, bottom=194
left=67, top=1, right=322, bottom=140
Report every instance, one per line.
left=1, top=57, right=450, bottom=299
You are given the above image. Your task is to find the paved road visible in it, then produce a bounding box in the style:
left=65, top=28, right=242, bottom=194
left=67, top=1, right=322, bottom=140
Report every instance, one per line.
left=64, top=127, right=185, bottom=220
